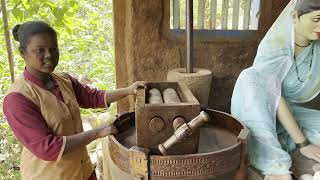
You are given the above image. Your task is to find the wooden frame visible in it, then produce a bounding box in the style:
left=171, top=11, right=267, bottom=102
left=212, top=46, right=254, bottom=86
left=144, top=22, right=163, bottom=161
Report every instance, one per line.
left=162, top=0, right=273, bottom=42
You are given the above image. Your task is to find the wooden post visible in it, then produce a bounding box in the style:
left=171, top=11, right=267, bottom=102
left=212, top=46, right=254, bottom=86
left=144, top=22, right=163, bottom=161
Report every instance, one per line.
left=209, top=0, right=217, bottom=29
left=1, top=0, right=15, bottom=82
left=197, top=0, right=205, bottom=29
left=221, top=0, right=229, bottom=30
left=243, top=0, right=252, bottom=30
left=232, top=0, right=240, bottom=30
left=173, top=0, right=180, bottom=29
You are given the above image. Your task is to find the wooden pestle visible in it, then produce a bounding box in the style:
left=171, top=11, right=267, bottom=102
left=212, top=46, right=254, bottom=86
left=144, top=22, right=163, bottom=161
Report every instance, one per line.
left=158, top=111, right=209, bottom=155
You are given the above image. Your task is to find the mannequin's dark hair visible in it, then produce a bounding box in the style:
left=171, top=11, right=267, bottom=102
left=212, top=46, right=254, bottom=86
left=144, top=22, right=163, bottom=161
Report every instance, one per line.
left=295, top=0, right=320, bottom=17
left=12, top=21, right=57, bottom=50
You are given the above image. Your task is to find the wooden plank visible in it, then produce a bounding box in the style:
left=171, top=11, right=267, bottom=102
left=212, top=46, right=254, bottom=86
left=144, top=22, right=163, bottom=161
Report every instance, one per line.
left=173, top=0, right=180, bottom=29
left=209, top=0, right=217, bottom=29
left=243, top=0, right=252, bottom=30
left=232, top=0, right=240, bottom=30
left=198, top=0, right=205, bottom=29
left=221, top=0, right=229, bottom=30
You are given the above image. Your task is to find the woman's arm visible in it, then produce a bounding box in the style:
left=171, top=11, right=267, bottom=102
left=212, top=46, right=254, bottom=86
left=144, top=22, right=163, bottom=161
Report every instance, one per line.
left=105, top=81, right=146, bottom=105
left=277, top=96, right=320, bottom=162
left=3, top=92, right=119, bottom=159
left=68, top=74, right=145, bottom=109
left=63, top=81, right=146, bottom=154
left=3, top=93, right=65, bottom=161
left=277, top=96, right=306, bottom=144
left=63, top=124, right=117, bottom=155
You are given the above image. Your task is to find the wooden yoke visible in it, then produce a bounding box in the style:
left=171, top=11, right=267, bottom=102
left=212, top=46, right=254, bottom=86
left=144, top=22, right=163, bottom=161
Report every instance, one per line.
left=135, top=82, right=200, bottom=155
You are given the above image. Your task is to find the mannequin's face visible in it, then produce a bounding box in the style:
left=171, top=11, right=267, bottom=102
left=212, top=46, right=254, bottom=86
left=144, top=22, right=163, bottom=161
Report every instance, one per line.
left=293, top=10, right=320, bottom=41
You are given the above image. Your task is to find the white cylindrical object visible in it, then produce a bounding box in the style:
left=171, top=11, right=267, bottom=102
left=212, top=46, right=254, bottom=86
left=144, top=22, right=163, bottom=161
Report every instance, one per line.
left=148, top=88, right=163, bottom=104
left=163, top=88, right=181, bottom=103
left=167, top=68, right=212, bottom=105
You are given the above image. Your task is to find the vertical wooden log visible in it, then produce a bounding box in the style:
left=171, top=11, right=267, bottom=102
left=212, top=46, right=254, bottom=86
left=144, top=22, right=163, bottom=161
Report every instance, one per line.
left=1, top=0, right=15, bottom=82
left=232, top=0, right=240, bottom=30
left=197, top=0, right=205, bottom=29
left=243, top=0, right=252, bottom=30
left=209, top=0, right=217, bottom=29
left=173, top=0, right=180, bottom=29
left=221, top=0, right=229, bottom=30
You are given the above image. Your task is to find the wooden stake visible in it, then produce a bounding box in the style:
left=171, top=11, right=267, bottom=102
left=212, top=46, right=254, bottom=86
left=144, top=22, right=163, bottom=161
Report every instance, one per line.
left=1, top=0, right=15, bottom=82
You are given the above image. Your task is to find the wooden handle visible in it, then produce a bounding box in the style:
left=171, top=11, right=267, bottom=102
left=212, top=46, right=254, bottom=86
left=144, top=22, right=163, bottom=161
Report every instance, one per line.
left=158, top=111, right=209, bottom=155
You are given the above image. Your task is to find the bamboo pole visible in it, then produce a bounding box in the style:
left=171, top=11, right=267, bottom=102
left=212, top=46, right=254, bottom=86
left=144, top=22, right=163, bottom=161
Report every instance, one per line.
left=1, top=0, right=15, bottom=82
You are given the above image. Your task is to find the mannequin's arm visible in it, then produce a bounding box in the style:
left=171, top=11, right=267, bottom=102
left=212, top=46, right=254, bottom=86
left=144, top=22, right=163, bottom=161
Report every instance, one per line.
left=277, top=96, right=320, bottom=162
left=277, top=96, right=306, bottom=144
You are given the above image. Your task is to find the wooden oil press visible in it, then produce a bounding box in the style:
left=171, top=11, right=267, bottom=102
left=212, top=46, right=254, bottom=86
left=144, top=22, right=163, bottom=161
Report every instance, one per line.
left=106, top=81, right=249, bottom=180
left=104, top=1, right=248, bottom=179
left=103, top=1, right=249, bottom=179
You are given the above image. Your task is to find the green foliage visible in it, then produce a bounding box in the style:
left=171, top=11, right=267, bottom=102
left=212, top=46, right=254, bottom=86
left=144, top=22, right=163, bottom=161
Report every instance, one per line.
left=0, top=123, right=21, bottom=179
left=0, top=0, right=114, bottom=178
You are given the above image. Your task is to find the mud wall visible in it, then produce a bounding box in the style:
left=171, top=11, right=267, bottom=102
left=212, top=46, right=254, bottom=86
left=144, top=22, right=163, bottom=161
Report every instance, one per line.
left=113, top=0, right=290, bottom=113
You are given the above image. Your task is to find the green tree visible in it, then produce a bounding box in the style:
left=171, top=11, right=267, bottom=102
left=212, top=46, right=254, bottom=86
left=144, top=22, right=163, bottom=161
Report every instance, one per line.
left=0, top=0, right=114, bottom=178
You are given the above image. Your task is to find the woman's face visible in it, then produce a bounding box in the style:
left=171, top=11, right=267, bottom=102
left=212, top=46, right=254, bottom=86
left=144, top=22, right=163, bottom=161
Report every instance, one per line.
left=22, top=33, right=59, bottom=74
left=294, top=10, right=320, bottom=41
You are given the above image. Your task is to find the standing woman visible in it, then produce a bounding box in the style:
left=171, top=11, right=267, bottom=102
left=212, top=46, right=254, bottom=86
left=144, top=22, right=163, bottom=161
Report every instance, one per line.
left=231, top=0, right=320, bottom=180
left=3, top=21, right=145, bottom=180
